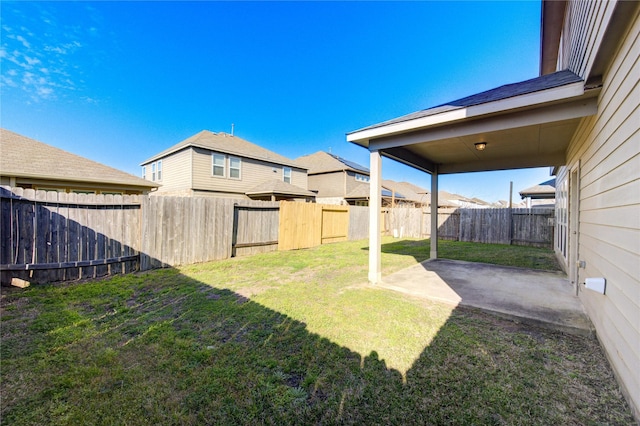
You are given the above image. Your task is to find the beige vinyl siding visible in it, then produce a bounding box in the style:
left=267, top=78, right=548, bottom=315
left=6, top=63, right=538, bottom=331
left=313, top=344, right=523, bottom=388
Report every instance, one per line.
left=308, top=172, right=345, bottom=197
left=191, top=147, right=307, bottom=194
left=151, top=148, right=193, bottom=194
left=559, top=1, right=618, bottom=79
left=290, top=168, right=308, bottom=190
left=563, top=10, right=640, bottom=415
left=345, top=171, right=364, bottom=194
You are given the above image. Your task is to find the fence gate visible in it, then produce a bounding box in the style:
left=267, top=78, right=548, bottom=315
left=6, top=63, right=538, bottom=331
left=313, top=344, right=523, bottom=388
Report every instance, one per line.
left=278, top=202, right=349, bottom=251
left=320, top=205, right=349, bottom=244
left=231, top=204, right=280, bottom=257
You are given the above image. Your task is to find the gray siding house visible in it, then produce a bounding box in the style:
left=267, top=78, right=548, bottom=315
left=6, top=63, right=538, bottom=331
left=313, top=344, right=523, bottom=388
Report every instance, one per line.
left=296, top=151, right=399, bottom=206
left=141, top=130, right=314, bottom=201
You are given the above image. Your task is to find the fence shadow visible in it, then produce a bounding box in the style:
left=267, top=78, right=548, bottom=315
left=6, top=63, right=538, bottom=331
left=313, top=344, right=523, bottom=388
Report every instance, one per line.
left=2, top=268, right=632, bottom=424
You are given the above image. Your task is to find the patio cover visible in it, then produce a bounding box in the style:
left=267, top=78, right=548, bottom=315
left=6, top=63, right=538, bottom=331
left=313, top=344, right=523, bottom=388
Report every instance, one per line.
left=246, top=179, right=316, bottom=201
left=347, top=70, right=600, bottom=283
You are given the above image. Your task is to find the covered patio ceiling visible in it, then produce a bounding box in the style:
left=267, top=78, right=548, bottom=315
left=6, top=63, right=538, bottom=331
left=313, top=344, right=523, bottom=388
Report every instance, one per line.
left=347, top=70, right=600, bottom=175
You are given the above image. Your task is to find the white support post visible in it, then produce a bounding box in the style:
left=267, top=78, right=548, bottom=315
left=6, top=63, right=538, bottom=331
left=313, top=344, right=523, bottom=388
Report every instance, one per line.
left=430, top=167, right=438, bottom=259
left=369, top=149, right=382, bottom=283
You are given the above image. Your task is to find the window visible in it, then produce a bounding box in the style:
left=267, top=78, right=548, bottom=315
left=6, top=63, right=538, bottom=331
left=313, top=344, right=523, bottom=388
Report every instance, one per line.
left=142, top=166, right=146, bottom=180
left=151, top=163, right=156, bottom=181
left=355, top=173, right=370, bottom=182
left=229, top=157, right=241, bottom=179
left=556, top=176, right=568, bottom=259
left=212, top=153, right=225, bottom=177
left=283, top=167, right=291, bottom=184
left=157, top=160, right=162, bottom=181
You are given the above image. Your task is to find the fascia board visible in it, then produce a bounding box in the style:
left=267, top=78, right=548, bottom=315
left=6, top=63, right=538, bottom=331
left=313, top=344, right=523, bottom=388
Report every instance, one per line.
left=347, top=81, right=585, bottom=143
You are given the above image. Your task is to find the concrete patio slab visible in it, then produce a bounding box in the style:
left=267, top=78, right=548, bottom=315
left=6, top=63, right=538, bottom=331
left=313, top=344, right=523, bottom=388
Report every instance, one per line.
left=379, top=259, right=593, bottom=336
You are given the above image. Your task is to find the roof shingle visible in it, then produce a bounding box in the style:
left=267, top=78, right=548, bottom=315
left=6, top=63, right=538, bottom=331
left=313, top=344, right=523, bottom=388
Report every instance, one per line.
left=349, top=70, right=583, bottom=133
left=142, top=130, right=305, bottom=169
left=0, top=128, right=157, bottom=189
left=296, top=151, right=369, bottom=174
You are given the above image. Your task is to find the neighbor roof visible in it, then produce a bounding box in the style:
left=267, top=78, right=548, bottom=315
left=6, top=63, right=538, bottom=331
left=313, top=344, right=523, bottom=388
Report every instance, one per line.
left=382, top=180, right=430, bottom=203
left=0, top=128, right=158, bottom=189
left=142, top=130, right=305, bottom=169
left=296, top=151, right=369, bottom=175
left=245, top=179, right=315, bottom=198
left=344, top=183, right=403, bottom=200
left=520, top=178, right=556, bottom=199
left=349, top=70, right=584, bottom=134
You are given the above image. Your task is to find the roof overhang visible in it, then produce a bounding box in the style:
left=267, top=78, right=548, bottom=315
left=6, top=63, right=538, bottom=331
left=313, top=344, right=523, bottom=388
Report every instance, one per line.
left=5, top=172, right=159, bottom=189
left=540, top=0, right=567, bottom=76
left=347, top=80, right=600, bottom=175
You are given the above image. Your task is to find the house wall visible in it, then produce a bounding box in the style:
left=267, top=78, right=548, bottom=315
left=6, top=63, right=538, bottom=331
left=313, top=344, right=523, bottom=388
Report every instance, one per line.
left=308, top=171, right=345, bottom=197
left=191, top=147, right=307, bottom=195
left=149, top=147, right=193, bottom=194
left=557, top=9, right=640, bottom=416
left=558, top=0, right=617, bottom=79
left=345, top=171, right=364, bottom=194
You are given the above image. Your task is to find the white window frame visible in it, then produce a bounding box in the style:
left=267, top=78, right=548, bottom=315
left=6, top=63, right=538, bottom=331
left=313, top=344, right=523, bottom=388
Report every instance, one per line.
left=283, top=167, right=292, bottom=184
left=151, top=163, right=156, bottom=181
left=156, top=160, right=162, bottom=181
left=212, top=153, right=226, bottom=177
left=555, top=175, right=568, bottom=260
left=355, top=173, right=370, bottom=183
left=142, top=166, right=146, bottom=180
left=229, top=156, right=241, bottom=180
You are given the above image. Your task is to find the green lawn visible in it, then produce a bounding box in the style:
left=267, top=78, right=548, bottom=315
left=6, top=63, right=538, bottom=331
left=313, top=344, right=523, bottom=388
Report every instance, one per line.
left=1, top=238, right=634, bottom=425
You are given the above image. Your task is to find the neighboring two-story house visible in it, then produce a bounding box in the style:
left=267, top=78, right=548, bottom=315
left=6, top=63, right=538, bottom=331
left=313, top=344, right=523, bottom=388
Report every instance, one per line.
left=141, top=130, right=314, bottom=201
left=0, top=128, right=158, bottom=195
left=296, top=151, right=400, bottom=206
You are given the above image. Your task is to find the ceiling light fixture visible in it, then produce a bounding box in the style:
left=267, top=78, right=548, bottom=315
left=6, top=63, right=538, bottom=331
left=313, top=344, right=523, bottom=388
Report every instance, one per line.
left=475, top=142, right=487, bottom=151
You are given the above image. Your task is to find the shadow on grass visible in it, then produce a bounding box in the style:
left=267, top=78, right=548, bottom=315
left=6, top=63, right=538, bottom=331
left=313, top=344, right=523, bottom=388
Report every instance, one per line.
left=1, top=268, right=634, bottom=425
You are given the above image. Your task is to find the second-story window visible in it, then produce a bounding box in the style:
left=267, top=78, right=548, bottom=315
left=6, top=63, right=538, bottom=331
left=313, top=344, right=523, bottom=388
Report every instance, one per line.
left=355, top=173, right=370, bottom=182
left=283, top=167, right=291, bottom=184
left=229, top=157, right=241, bottom=179
left=212, top=153, right=225, bottom=177
left=151, top=163, right=156, bottom=181
left=142, top=166, right=146, bottom=180
left=156, top=160, right=162, bottom=181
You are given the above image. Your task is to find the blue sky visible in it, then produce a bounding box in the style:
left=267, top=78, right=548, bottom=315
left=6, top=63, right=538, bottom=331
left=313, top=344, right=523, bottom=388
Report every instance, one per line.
left=1, top=1, right=551, bottom=202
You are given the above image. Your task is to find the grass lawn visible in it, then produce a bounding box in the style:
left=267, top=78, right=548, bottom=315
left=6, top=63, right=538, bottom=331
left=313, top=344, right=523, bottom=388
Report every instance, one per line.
left=1, top=238, right=634, bottom=425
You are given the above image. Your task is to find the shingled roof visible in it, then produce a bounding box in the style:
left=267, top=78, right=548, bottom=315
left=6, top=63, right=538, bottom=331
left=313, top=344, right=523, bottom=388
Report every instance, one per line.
left=142, top=130, right=305, bottom=169
left=0, top=128, right=158, bottom=189
left=519, top=178, right=556, bottom=199
left=382, top=180, right=429, bottom=203
left=349, top=70, right=583, bottom=133
left=245, top=179, right=316, bottom=198
left=296, top=151, right=369, bottom=175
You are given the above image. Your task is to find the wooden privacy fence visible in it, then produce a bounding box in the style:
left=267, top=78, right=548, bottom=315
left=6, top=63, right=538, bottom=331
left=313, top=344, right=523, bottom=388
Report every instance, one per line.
left=1, top=185, right=555, bottom=285
left=232, top=204, right=279, bottom=257
left=1, top=187, right=141, bottom=285
left=278, top=202, right=349, bottom=250
left=386, top=207, right=554, bottom=248
left=140, top=196, right=279, bottom=270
